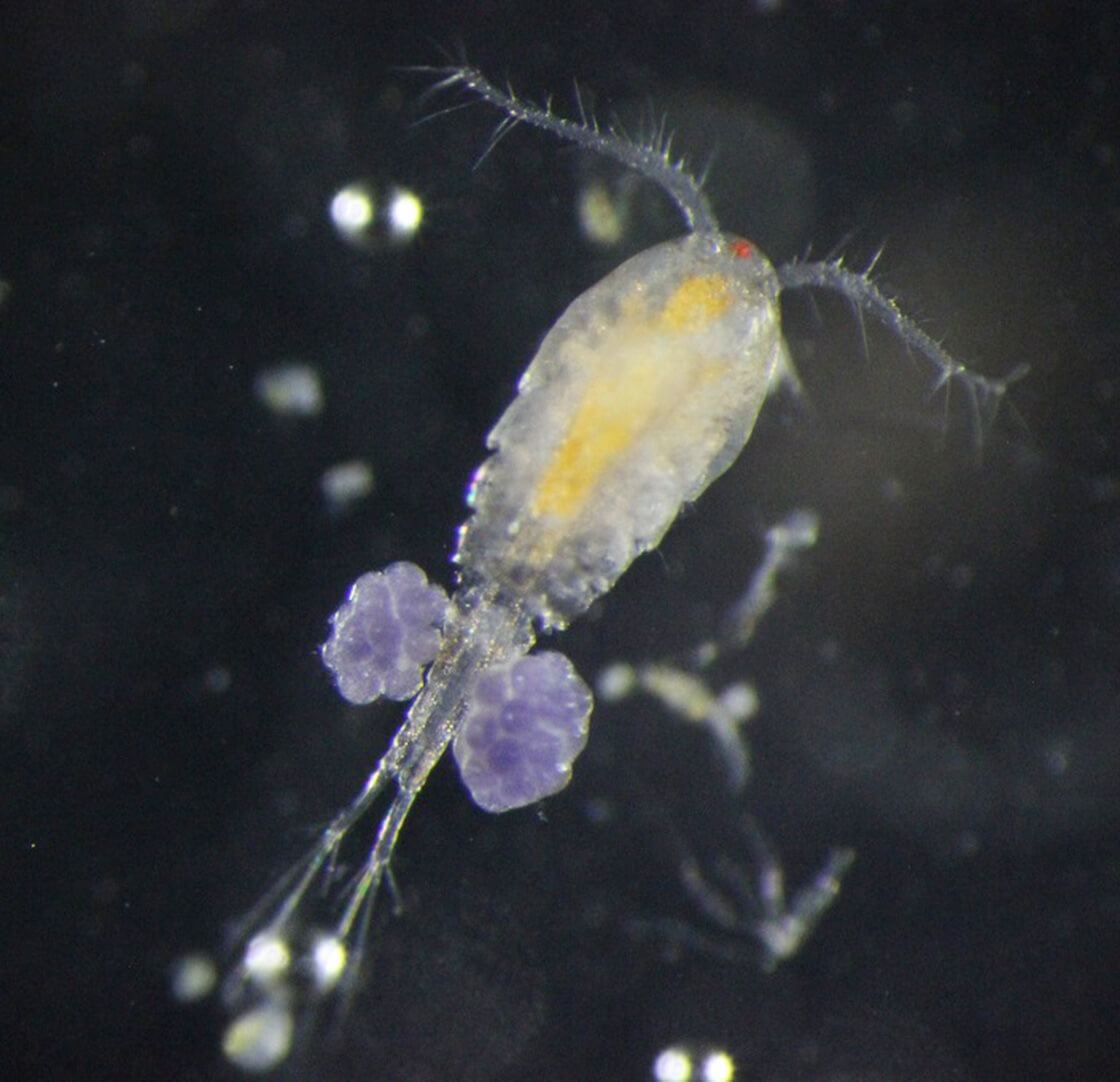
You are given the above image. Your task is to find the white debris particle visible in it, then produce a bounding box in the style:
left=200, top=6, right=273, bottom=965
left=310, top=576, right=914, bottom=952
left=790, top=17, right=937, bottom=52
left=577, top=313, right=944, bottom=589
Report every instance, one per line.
left=321, top=458, right=375, bottom=512
left=254, top=362, right=324, bottom=417
left=222, top=1003, right=294, bottom=1073
left=168, top=952, right=218, bottom=1003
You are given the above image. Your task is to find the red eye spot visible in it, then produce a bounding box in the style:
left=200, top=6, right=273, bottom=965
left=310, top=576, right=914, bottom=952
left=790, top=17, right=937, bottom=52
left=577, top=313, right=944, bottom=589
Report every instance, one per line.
left=729, top=238, right=754, bottom=260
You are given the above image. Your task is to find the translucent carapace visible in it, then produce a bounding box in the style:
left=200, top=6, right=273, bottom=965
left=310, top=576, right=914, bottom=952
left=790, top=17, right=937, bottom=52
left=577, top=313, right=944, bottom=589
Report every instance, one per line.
left=456, top=231, right=790, bottom=628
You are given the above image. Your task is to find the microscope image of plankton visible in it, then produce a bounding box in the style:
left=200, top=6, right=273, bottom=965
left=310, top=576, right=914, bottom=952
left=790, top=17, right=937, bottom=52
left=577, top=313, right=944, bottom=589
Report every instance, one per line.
left=174, top=66, right=1019, bottom=1072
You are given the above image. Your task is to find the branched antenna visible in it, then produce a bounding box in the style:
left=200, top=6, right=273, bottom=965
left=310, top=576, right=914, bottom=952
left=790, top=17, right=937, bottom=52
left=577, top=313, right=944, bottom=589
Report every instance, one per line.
left=779, top=258, right=1029, bottom=448
left=420, top=64, right=721, bottom=234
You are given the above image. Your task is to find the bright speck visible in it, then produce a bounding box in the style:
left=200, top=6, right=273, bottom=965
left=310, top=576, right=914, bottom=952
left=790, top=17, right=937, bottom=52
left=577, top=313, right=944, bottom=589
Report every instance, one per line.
left=701, top=1050, right=735, bottom=1082
left=243, top=933, right=290, bottom=985
left=310, top=932, right=348, bottom=992
left=654, top=1046, right=694, bottom=1082
left=386, top=186, right=423, bottom=239
left=330, top=183, right=375, bottom=233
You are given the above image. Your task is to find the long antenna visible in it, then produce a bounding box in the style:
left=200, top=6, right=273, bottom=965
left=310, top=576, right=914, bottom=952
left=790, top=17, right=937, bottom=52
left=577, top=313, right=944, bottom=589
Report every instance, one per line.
left=424, top=64, right=721, bottom=235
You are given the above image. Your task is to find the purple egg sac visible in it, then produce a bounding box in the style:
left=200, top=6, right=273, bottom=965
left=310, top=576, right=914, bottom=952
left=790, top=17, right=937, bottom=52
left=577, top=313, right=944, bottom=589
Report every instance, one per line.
left=321, top=561, right=448, bottom=704
left=453, top=651, right=593, bottom=813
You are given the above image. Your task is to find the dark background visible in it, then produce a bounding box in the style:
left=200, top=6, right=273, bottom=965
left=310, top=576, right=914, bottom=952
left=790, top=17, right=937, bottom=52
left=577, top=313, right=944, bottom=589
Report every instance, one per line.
left=3, top=2, right=1120, bottom=1079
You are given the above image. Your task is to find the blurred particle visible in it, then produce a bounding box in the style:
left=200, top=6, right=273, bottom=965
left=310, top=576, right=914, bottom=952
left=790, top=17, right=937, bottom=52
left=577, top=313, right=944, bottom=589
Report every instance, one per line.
left=597, top=661, right=636, bottom=701
left=654, top=1047, right=692, bottom=1082
left=243, top=932, right=291, bottom=987
left=329, top=181, right=423, bottom=250
left=881, top=475, right=906, bottom=503
left=320, top=459, right=375, bottom=514
left=387, top=187, right=422, bottom=236
left=309, top=932, right=347, bottom=992
left=203, top=666, right=232, bottom=695
left=254, top=362, right=324, bottom=418
left=1044, top=740, right=1072, bottom=777
left=222, top=1003, right=294, bottom=1073
left=701, top=1051, right=734, bottom=1082
left=583, top=795, right=614, bottom=824
left=168, top=952, right=217, bottom=1003
left=330, top=184, right=374, bottom=232
left=577, top=178, right=628, bottom=246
